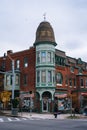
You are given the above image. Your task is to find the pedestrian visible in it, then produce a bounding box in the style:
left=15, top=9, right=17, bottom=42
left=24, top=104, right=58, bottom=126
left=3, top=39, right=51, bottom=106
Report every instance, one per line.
left=54, top=103, right=58, bottom=118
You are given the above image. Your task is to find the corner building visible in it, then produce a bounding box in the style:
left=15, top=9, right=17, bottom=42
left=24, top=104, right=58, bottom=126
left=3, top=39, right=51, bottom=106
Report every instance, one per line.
left=0, top=20, right=87, bottom=113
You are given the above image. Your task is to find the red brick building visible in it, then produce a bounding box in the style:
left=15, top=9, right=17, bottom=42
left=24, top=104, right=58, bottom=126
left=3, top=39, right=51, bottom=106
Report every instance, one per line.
left=0, top=20, right=87, bottom=113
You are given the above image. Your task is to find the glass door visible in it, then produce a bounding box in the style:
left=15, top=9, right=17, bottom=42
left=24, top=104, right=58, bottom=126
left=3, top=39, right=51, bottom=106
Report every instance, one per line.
left=42, top=99, right=48, bottom=112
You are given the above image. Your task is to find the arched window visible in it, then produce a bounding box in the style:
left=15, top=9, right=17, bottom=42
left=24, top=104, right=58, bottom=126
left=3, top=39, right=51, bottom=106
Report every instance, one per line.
left=56, top=72, right=63, bottom=84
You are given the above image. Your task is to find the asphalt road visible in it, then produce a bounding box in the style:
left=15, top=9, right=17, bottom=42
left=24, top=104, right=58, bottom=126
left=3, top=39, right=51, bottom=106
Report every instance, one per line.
left=0, top=119, right=87, bottom=130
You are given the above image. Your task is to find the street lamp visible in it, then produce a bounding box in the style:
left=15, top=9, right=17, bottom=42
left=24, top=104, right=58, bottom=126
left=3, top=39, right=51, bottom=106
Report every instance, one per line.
left=4, top=53, right=15, bottom=100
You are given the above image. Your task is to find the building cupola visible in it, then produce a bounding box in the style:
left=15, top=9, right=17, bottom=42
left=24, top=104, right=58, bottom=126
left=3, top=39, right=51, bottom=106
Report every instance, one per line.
left=34, top=21, right=57, bottom=46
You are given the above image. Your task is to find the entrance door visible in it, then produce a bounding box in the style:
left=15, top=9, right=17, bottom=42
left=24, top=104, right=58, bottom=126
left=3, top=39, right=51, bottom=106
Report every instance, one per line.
left=42, top=99, right=48, bottom=112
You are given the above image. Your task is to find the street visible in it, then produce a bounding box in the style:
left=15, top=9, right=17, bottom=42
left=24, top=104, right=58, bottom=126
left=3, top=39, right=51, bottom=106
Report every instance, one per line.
left=0, top=119, right=87, bottom=130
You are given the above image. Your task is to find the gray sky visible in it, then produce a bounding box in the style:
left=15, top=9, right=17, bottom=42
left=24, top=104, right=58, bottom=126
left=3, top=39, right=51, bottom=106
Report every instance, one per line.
left=0, top=0, right=87, bottom=61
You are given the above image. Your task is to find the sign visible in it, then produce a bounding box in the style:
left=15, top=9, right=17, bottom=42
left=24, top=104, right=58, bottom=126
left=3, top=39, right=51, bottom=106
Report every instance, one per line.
left=1, top=91, right=11, bottom=102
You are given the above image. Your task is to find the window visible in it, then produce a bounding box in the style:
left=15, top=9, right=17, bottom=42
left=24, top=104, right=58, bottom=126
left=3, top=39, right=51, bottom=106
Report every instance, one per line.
left=41, top=52, right=46, bottom=63
left=37, top=71, right=40, bottom=83
left=73, top=78, right=76, bottom=86
left=1, top=61, right=5, bottom=70
left=16, top=60, right=20, bottom=69
left=78, top=68, right=82, bottom=74
left=55, top=55, right=65, bottom=66
left=48, top=71, right=52, bottom=82
left=52, top=52, right=55, bottom=63
left=23, top=74, right=28, bottom=86
left=85, top=79, right=87, bottom=87
left=48, top=52, right=51, bottom=62
left=70, top=66, right=74, bottom=73
left=86, top=64, right=87, bottom=70
left=56, top=72, right=63, bottom=84
left=37, top=52, right=40, bottom=63
left=41, top=70, right=46, bottom=83
left=10, top=75, right=12, bottom=85
left=69, top=79, right=72, bottom=86
left=6, top=75, right=10, bottom=86
left=24, top=57, right=28, bottom=67
left=15, top=74, right=19, bottom=85
left=65, top=75, right=68, bottom=85
left=52, top=71, right=55, bottom=83
left=80, top=79, right=84, bottom=86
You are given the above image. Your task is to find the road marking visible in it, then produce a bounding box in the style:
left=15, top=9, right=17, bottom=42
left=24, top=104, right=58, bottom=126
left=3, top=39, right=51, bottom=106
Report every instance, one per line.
left=22, top=118, right=27, bottom=120
left=15, top=118, right=20, bottom=121
left=0, top=118, right=4, bottom=122
left=8, top=118, right=13, bottom=121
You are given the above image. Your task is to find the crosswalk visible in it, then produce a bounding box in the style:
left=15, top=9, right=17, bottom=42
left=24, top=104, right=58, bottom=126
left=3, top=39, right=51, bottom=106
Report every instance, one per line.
left=0, top=117, right=28, bottom=123
left=0, top=117, right=48, bottom=123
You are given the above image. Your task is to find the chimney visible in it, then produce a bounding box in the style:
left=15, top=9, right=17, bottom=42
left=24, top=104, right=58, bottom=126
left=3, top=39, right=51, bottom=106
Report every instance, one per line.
left=7, top=50, right=13, bottom=54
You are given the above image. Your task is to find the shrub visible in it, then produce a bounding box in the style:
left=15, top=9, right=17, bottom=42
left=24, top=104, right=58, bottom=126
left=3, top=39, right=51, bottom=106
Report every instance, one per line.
left=12, top=98, right=19, bottom=108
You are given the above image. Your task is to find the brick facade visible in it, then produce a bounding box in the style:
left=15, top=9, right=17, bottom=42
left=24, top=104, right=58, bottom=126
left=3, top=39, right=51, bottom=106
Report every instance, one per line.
left=0, top=20, right=87, bottom=113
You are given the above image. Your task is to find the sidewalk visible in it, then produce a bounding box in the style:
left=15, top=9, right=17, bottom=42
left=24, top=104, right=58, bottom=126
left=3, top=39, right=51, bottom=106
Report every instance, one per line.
left=18, top=112, right=68, bottom=119
left=0, top=110, right=73, bottom=119
left=1, top=110, right=87, bottom=120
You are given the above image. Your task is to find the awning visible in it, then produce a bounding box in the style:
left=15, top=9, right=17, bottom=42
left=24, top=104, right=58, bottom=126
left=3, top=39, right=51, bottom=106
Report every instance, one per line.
left=55, top=94, right=67, bottom=98
left=20, top=93, right=34, bottom=99
left=81, top=93, right=87, bottom=96
left=24, top=93, right=34, bottom=98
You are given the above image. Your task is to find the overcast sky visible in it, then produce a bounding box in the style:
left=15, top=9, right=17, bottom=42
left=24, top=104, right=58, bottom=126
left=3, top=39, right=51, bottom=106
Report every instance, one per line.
left=0, top=0, right=87, bottom=61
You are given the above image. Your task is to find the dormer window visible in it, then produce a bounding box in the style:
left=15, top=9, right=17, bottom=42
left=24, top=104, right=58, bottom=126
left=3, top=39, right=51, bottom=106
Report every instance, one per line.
left=77, top=58, right=83, bottom=64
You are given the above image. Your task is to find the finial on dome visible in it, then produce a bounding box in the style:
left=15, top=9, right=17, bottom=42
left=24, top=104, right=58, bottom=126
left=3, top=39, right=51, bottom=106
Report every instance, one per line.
left=43, top=13, right=46, bottom=21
